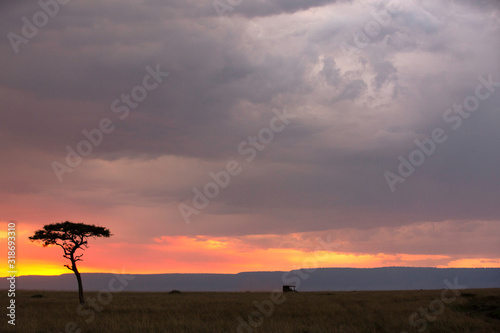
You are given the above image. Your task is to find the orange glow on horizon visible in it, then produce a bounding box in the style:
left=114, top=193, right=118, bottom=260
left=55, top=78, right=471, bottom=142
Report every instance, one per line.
left=1, top=232, right=498, bottom=277
left=1, top=223, right=499, bottom=277
left=440, top=258, right=500, bottom=268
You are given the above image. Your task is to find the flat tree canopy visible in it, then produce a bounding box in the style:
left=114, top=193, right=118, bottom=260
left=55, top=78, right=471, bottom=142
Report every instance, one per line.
left=30, top=221, right=110, bottom=248
left=29, top=221, right=111, bottom=304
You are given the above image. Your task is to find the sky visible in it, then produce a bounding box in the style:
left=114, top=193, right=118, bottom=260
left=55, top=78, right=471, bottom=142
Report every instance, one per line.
left=0, top=0, right=499, bottom=277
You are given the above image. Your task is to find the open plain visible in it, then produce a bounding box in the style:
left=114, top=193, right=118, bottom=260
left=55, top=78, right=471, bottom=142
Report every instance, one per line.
left=1, top=288, right=499, bottom=333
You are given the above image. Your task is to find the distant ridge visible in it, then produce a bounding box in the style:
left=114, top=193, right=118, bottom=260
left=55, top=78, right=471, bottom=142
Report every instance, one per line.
left=3, top=267, right=499, bottom=292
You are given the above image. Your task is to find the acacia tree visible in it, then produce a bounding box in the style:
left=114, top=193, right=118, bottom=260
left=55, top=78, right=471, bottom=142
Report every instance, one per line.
left=29, top=221, right=111, bottom=304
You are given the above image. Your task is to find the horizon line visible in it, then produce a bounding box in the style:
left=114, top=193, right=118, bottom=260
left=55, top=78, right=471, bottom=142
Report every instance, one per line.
left=3, top=265, right=498, bottom=278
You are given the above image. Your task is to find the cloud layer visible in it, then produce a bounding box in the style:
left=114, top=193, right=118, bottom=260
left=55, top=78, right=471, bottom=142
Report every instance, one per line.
left=1, top=0, right=499, bottom=273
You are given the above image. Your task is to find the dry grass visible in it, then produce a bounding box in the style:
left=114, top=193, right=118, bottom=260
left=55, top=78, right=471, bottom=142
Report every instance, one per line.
left=1, top=288, right=499, bottom=332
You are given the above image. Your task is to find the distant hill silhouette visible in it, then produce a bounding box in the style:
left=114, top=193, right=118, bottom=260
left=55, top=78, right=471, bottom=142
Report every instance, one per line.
left=2, top=267, right=499, bottom=292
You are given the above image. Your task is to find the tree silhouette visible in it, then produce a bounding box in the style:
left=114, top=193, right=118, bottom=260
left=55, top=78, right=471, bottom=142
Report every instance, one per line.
left=29, top=221, right=111, bottom=304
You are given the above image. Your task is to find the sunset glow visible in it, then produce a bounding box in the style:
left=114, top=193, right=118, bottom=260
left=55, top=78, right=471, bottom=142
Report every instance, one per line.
left=2, top=220, right=498, bottom=277
left=1, top=0, right=499, bottom=281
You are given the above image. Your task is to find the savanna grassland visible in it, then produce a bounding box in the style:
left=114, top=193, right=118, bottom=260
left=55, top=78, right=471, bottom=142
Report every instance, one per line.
left=1, top=288, right=499, bottom=333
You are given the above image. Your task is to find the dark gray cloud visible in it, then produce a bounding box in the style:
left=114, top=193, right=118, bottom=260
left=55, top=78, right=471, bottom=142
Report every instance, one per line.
left=335, top=78, right=368, bottom=100
left=0, top=0, right=499, bottom=246
left=227, top=0, right=349, bottom=18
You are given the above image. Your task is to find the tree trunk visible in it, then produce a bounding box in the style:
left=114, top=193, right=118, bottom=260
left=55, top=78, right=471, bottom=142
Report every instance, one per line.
left=71, top=259, right=85, bottom=304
